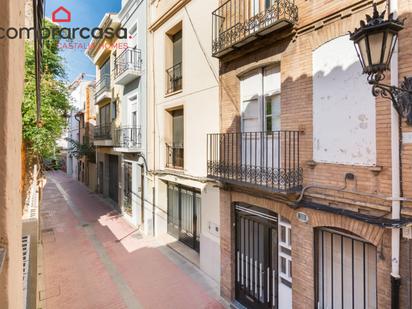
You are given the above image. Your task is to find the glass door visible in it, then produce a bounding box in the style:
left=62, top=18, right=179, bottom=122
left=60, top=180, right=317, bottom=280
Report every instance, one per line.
left=123, top=162, right=132, bottom=216
left=167, top=183, right=201, bottom=252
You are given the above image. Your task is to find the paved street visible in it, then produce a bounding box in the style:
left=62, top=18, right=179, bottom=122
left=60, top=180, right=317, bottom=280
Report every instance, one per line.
left=40, top=171, right=226, bottom=309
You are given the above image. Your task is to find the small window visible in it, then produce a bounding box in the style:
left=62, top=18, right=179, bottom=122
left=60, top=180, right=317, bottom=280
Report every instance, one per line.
left=279, top=217, right=292, bottom=284
left=166, top=108, right=184, bottom=169
left=265, top=94, right=280, bottom=132
left=166, top=23, right=183, bottom=94
left=99, top=58, right=110, bottom=78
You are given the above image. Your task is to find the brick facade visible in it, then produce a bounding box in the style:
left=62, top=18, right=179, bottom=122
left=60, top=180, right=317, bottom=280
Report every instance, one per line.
left=216, top=0, right=412, bottom=307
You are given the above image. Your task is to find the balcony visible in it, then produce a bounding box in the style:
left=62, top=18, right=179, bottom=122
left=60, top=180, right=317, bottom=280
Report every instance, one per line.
left=212, top=0, right=298, bottom=57
left=95, top=75, right=111, bottom=103
left=166, top=144, right=184, bottom=169
left=94, top=124, right=112, bottom=146
left=166, top=63, right=182, bottom=94
left=113, top=49, right=142, bottom=85
left=207, top=131, right=302, bottom=191
left=113, top=126, right=142, bottom=151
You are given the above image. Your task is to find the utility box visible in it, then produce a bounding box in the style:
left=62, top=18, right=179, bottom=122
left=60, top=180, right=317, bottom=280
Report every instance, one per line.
left=402, top=225, right=412, bottom=239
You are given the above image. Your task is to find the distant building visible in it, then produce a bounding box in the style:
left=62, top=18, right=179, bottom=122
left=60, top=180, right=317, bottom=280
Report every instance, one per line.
left=66, top=74, right=94, bottom=184
left=86, top=13, right=123, bottom=210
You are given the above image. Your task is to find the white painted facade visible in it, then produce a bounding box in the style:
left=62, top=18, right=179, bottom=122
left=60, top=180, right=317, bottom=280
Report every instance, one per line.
left=66, top=79, right=91, bottom=179
left=116, top=0, right=149, bottom=229
left=148, top=0, right=221, bottom=283
left=312, top=35, right=376, bottom=166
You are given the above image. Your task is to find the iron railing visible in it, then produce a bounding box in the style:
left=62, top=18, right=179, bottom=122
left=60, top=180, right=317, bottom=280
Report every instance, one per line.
left=212, top=0, right=298, bottom=56
left=95, top=74, right=110, bottom=99
left=166, top=62, right=182, bottom=94
left=113, top=48, right=142, bottom=80
left=207, top=131, right=302, bottom=191
left=166, top=144, right=184, bottom=169
left=113, top=126, right=142, bottom=149
left=94, top=124, right=112, bottom=140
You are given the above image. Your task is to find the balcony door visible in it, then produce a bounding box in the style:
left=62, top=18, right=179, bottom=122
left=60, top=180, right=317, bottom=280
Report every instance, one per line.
left=100, top=58, right=110, bottom=80
left=167, top=109, right=184, bottom=169
left=240, top=66, right=281, bottom=171
left=123, top=161, right=132, bottom=216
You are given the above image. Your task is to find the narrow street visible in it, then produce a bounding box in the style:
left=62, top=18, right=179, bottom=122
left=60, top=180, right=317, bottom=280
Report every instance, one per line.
left=39, top=171, right=225, bottom=309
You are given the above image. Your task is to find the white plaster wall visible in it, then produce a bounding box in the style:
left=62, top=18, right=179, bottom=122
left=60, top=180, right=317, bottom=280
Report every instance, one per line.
left=149, top=0, right=220, bottom=283
left=313, top=35, right=376, bottom=166
left=152, top=0, right=219, bottom=177
left=200, top=184, right=220, bottom=283
left=154, top=178, right=169, bottom=236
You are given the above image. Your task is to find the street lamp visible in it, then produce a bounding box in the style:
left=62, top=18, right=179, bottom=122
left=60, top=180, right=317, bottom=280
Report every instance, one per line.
left=350, top=4, right=412, bottom=125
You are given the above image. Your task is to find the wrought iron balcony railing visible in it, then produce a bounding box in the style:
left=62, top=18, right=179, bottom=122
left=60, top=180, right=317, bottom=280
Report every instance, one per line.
left=212, top=0, right=298, bottom=57
left=166, top=62, right=182, bottom=94
left=95, top=74, right=111, bottom=100
left=113, top=48, right=142, bottom=81
left=94, top=124, right=112, bottom=140
left=113, top=126, right=142, bottom=149
left=166, top=144, right=184, bottom=169
left=207, top=131, right=302, bottom=191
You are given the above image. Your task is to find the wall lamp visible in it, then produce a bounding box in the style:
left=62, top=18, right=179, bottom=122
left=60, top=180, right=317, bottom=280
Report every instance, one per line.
left=350, top=4, right=412, bottom=125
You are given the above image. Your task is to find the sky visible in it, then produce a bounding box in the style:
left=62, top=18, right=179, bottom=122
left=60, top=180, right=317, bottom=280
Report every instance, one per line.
left=45, top=0, right=121, bottom=82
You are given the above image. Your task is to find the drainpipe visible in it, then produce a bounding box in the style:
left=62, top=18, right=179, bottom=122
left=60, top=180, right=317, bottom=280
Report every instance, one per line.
left=389, top=0, right=401, bottom=307
left=148, top=1, right=156, bottom=237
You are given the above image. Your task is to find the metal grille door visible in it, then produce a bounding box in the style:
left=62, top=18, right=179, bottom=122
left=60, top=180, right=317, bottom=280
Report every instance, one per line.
left=235, top=204, right=278, bottom=309
left=316, top=228, right=377, bottom=309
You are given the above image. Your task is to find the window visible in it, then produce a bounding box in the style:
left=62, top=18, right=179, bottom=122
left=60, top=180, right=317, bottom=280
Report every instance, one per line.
left=172, top=31, right=182, bottom=67
left=265, top=95, right=280, bottom=132
left=128, top=24, right=137, bottom=49
left=241, top=65, right=281, bottom=132
left=166, top=24, right=183, bottom=94
left=313, top=35, right=376, bottom=165
left=99, top=58, right=110, bottom=79
left=166, top=108, right=184, bottom=169
left=316, top=228, right=377, bottom=309
left=99, top=104, right=110, bottom=126
left=278, top=217, right=292, bottom=286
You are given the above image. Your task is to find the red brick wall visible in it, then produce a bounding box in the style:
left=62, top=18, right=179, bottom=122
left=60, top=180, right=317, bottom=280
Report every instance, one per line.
left=217, top=0, right=412, bottom=307
left=219, top=190, right=393, bottom=308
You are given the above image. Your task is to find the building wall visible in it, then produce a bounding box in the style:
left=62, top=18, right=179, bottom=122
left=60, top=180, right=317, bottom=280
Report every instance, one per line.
left=396, top=0, right=412, bottom=303
left=219, top=2, right=394, bottom=206
left=114, top=0, right=150, bottom=229
left=216, top=0, right=412, bottom=307
left=0, top=0, right=25, bottom=308
left=149, top=0, right=219, bottom=177
left=219, top=190, right=392, bottom=308
left=148, top=0, right=221, bottom=282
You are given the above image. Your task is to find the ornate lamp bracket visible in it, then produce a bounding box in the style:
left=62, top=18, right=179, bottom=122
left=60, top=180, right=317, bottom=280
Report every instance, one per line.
left=368, top=73, right=412, bottom=125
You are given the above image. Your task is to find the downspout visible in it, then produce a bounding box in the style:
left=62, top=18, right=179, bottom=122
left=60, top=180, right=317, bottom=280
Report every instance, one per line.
left=148, top=0, right=156, bottom=237
left=74, top=113, right=81, bottom=181
left=389, top=0, right=401, bottom=307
